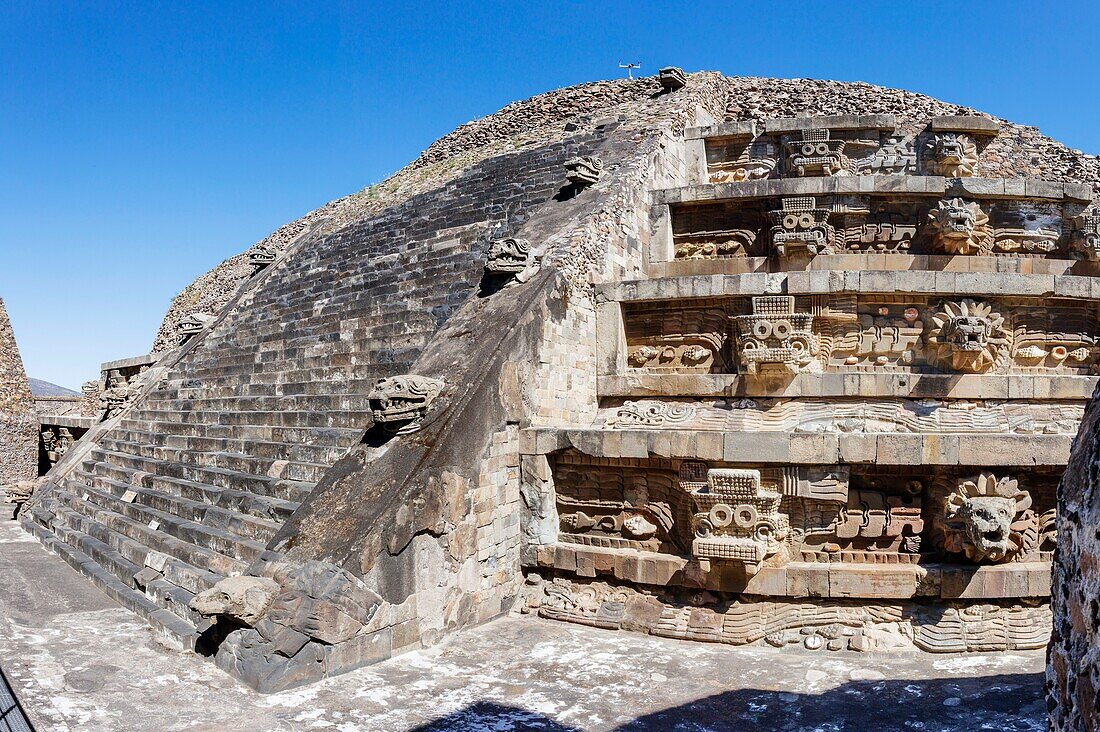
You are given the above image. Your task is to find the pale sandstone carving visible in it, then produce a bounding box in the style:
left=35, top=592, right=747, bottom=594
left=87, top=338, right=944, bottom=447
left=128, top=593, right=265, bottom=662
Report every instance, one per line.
left=733, top=296, right=818, bottom=374
left=927, top=198, right=992, bottom=254
left=912, top=603, right=1050, bottom=652
left=607, top=400, right=696, bottom=428
left=688, top=468, right=790, bottom=574
left=1070, top=211, right=1100, bottom=261
left=673, top=228, right=755, bottom=259
left=922, top=132, right=979, bottom=177
left=783, top=128, right=849, bottom=177
left=485, top=237, right=540, bottom=283
left=925, top=299, right=1007, bottom=373
left=932, top=472, right=1040, bottom=563
left=658, top=66, right=687, bottom=92
left=177, top=312, right=217, bottom=342
left=992, top=227, right=1059, bottom=254
left=565, top=156, right=603, bottom=186
left=248, top=244, right=277, bottom=268
left=367, top=375, right=444, bottom=435
left=768, top=197, right=835, bottom=257
left=707, top=141, right=777, bottom=183
left=190, top=576, right=280, bottom=626
left=99, top=369, right=132, bottom=419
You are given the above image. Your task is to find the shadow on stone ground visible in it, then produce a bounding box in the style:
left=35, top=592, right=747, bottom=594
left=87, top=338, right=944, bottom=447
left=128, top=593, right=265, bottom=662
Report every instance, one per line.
left=411, top=673, right=1046, bottom=732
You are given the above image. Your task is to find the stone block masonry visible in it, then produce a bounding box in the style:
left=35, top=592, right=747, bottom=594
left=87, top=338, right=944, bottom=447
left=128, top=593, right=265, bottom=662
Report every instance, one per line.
left=15, top=69, right=1100, bottom=721
left=0, top=298, right=36, bottom=490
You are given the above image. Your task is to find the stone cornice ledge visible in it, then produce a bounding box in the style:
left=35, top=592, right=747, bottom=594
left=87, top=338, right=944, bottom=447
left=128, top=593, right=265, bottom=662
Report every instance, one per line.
left=597, top=271, right=1100, bottom=303
left=597, top=373, right=1098, bottom=400
left=652, top=176, right=1093, bottom=205
left=521, top=426, right=1072, bottom=466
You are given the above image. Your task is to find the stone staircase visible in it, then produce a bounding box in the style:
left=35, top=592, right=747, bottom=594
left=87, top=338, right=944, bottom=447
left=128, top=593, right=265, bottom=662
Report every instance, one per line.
left=22, top=131, right=604, bottom=653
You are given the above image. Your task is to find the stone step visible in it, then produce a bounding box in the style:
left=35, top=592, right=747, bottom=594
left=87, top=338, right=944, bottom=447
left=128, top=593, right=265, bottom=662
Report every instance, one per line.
left=85, top=446, right=327, bottom=492
left=99, top=434, right=349, bottom=472
left=70, top=472, right=279, bottom=543
left=122, top=408, right=372, bottom=429
left=57, top=480, right=259, bottom=570
left=145, top=393, right=375, bottom=413
left=22, top=512, right=201, bottom=649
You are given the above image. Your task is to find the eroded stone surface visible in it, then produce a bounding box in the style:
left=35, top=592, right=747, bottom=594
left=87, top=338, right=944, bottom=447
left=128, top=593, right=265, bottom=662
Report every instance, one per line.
left=0, top=519, right=1047, bottom=731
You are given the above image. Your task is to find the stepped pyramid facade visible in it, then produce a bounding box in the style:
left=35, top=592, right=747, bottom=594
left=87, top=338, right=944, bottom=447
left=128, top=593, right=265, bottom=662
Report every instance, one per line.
left=18, top=73, right=1100, bottom=700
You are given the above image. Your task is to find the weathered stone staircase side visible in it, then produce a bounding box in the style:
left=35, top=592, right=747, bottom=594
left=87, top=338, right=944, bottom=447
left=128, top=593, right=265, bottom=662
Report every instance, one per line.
left=21, top=131, right=610, bottom=649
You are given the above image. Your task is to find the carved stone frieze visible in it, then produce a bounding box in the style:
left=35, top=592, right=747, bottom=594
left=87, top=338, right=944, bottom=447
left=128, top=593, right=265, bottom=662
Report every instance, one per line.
left=767, top=197, right=836, bottom=258
left=523, top=579, right=1050, bottom=653
left=606, top=400, right=696, bottom=428
left=485, top=237, right=541, bottom=283
left=565, top=156, right=603, bottom=186
left=931, top=472, right=1044, bottom=563
left=922, top=132, right=979, bottom=177
left=1070, top=211, right=1100, bottom=261
left=924, top=300, right=1007, bottom=373
left=658, top=66, right=687, bottom=92
left=367, top=375, right=444, bottom=435
left=732, top=296, right=818, bottom=375
left=926, top=198, right=992, bottom=254
left=599, top=398, right=1083, bottom=435
left=783, top=129, right=850, bottom=177
left=622, top=294, right=1098, bottom=376
left=707, top=141, right=778, bottom=184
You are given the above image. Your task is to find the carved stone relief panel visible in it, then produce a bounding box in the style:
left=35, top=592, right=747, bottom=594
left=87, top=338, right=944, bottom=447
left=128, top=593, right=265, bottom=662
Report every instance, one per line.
left=552, top=453, right=693, bottom=554
left=671, top=201, right=766, bottom=259
left=1071, top=211, right=1100, bottom=261
left=622, top=300, right=731, bottom=371
left=542, top=453, right=1059, bottom=576
left=705, top=138, right=778, bottom=183
left=601, top=398, right=1083, bottom=436
left=622, top=295, right=1099, bottom=375
left=669, top=196, right=1072, bottom=260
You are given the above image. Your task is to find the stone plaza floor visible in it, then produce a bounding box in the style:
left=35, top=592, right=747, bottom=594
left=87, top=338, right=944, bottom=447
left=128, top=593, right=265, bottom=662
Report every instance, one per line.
left=0, top=519, right=1046, bottom=731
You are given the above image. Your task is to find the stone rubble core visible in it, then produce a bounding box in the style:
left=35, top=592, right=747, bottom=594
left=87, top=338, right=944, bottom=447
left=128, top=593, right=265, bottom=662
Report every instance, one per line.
left=14, top=71, right=1100, bottom=702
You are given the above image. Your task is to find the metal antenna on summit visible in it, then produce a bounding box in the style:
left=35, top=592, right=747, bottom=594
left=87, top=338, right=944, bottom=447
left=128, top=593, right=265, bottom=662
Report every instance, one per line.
left=618, top=62, right=641, bottom=79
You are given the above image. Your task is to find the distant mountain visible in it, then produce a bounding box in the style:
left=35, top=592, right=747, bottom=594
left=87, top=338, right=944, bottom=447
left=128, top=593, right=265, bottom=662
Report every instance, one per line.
left=28, top=378, right=80, bottom=397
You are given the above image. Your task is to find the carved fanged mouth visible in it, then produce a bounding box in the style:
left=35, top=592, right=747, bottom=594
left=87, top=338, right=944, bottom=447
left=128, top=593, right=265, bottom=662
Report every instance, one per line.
left=485, top=255, right=528, bottom=273
left=369, top=397, right=426, bottom=423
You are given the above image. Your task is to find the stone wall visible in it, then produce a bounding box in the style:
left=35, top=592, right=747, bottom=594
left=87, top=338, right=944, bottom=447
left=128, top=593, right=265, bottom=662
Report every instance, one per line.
left=0, top=297, right=36, bottom=486
left=1047, top=381, right=1100, bottom=730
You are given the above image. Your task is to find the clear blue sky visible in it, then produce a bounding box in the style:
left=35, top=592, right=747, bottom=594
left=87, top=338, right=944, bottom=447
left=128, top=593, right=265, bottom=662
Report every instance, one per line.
left=1, top=1, right=1097, bottom=389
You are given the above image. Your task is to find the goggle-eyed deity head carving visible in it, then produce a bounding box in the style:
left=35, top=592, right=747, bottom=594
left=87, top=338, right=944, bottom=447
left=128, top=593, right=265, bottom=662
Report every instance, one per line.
left=733, top=296, right=817, bottom=375
left=768, top=197, right=835, bottom=258
left=923, top=132, right=979, bottom=177
left=783, top=128, right=847, bottom=177
left=1071, top=212, right=1100, bottom=261
left=927, top=198, right=990, bottom=255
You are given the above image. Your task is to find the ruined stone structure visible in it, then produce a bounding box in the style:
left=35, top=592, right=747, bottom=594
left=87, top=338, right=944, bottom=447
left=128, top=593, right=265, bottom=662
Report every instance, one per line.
left=1048, top=385, right=1100, bottom=729
left=0, top=298, right=36, bottom=492
left=16, top=72, right=1100, bottom=695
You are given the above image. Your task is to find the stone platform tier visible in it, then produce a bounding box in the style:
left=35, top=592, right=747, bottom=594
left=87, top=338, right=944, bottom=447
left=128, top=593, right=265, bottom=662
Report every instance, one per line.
left=17, top=79, right=1100, bottom=689
left=516, top=108, right=1099, bottom=656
